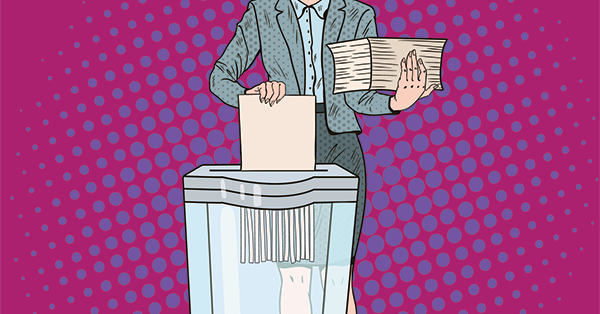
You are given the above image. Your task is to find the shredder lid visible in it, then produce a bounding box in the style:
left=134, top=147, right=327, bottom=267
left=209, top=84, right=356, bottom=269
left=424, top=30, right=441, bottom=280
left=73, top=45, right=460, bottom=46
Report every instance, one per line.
left=182, top=164, right=358, bottom=209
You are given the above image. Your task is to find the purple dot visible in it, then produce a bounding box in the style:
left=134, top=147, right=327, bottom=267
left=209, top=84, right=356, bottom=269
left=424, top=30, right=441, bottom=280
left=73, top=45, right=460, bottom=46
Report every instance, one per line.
left=157, top=49, right=170, bottom=62
left=164, top=232, right=179, bottom=248
left=407, top=285, right=421, bottom=300
left=111, top=255, right=123, bottom=267
left=158, top=214, right=174, bottom=229
left=404, top=222, right=420, bottom=239
left=123, top=230, right=137, bottom=244
left=146, top=239, right=160, bottom=254
left=394, top=141, right=411, bottom=159
left=409, top=10, right=422, bottom=23
left=201, top=112, right=218, bottom=128
left=357, top=261, right=373, bottom=277
left=459, top=33, right=471, bottom=45
left=125, top=291, right=137, bottom=303
left=433, top=189, right=449, bottom=206
left=410, top=241, right=425, bottom=256
left=415, top=196, right=432, bottom=214
left=397, top=203, right=413, bottom=221
left=182, top=58, right=197, bottom=73
left=443, top=271, right=457, bottom=285
left=429, top=233, right=444, bottom=249
left=170, top=84, right=185, bottom=98
left=419, top=153, right=436, bottom=171
left=136, top=266, right=149, bottom=279
left=118, top=272, right=131, bottom=285
left=386, top=183, right=405, bottom=202
left=473, top=239, right=486, bottom=252
left=400, top=266, right=415, bottom=282
left=169, top=23, right=180, bottom=35
left=164, top=127, right=182, bottom=144
left=146, top=73, right=158, bottom=86
left=199, top=51, right=213, bottom=66
left=142, top=284, right=155, bottom=297
left=447, top=57, right=461, bottom=71
left=173, top=269, right=188, bottom=286
left=140, top=222, right=154, bottom=237
left=369, top=127, right=388, bottom=146
left=383, top=166, right=401, bottom=185
left=391, top=17, right=406, bottom=32
left=461, top=265, right=474, bottom=279
left=444, top=166, right=464, bottom=183
left=208, top=130, right=225, bottom=147
left=465, top=219, right=480, bottom=235
left=218, top=105, right=236, bottom=122
left=366, top=235, right=384, bottom=255
left=106, top=237, right=120, bottom=249
left=211, top=26, right=224, bottom=40
left=412, top=135, right=429, bottom=152
left=406, top=114, right=423, bottom=131
left=469, top=177, right=483, bottom=192
left=152, top=90, right=167, bottom=105
left=408, top=178, right=425, bottom=195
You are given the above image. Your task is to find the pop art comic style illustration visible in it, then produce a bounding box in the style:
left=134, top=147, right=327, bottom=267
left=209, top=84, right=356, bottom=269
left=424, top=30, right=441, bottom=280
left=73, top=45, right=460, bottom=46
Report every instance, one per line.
left=1, top=1, right=598, bottom=314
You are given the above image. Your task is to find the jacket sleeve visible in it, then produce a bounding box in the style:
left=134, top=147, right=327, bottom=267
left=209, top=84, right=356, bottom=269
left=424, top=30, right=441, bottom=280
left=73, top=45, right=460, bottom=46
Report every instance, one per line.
left=343, top=7, right=401, bottom=116
left=209, top=3, right=260, bottom=108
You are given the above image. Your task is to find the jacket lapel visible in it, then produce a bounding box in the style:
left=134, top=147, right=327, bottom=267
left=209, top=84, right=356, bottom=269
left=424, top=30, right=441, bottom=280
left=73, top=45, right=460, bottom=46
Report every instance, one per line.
left=275, top=0, right=305, bottom=94
left=322, top=0, right=346, bottom=48
left=322, top=0, right=346, bottom=112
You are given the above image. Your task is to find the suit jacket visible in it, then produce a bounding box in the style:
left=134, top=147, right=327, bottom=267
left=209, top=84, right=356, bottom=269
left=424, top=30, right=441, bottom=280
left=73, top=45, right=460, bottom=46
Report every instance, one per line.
left=209, top=0, right=400, bottom=134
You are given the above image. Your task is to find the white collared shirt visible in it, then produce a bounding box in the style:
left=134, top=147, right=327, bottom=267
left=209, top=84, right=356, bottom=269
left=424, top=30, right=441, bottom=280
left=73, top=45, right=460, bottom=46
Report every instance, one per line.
left=290, top=0, right=329, bottom=103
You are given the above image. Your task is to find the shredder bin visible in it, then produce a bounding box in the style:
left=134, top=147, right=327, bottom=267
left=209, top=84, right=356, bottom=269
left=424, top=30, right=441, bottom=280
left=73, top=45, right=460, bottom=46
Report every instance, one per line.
left=183, top=164, right=359, bottom=314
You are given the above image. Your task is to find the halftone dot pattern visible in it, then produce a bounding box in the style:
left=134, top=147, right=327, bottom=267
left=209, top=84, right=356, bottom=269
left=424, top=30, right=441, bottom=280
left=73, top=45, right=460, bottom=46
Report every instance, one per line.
left=2, top=0, right=598, bottom=314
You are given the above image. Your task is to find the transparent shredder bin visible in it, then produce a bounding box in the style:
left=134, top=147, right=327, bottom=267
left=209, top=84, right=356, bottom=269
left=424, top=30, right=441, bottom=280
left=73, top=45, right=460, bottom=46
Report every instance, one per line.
left=183, top=164, right=359, bottom=314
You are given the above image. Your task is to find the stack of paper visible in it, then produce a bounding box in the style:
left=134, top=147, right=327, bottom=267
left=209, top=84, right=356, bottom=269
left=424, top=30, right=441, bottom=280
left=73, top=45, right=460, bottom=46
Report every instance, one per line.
left=327, top=37, right=447, bottom=93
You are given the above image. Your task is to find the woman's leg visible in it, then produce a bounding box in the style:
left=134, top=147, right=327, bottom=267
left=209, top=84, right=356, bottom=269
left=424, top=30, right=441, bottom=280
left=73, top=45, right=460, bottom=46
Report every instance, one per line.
left=279, top=266, right=312, bottom=314
left=347, top=265, right=356, bottom=314
left=319, top=264, right=356, bottom=314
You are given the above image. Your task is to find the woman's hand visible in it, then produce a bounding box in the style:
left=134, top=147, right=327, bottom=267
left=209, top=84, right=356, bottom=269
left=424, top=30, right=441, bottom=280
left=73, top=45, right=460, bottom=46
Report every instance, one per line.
left=245, top=81, right=286, bottom=106
left=390, top=50, right=437, bottom=111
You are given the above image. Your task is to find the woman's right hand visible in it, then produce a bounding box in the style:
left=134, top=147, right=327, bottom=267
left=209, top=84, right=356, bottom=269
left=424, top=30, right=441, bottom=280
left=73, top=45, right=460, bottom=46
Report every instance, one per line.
left=245, top=81, right=286, bottom=106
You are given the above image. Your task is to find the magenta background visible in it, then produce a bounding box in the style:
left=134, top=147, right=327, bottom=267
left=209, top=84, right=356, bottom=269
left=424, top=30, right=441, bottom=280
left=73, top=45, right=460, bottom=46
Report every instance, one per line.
left=1, top=0, right=599, bottom=313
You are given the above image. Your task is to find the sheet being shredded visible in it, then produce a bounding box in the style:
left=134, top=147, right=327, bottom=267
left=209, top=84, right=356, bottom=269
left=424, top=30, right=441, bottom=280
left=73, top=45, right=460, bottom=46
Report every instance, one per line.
left=240, top=205, right=315, bottom=264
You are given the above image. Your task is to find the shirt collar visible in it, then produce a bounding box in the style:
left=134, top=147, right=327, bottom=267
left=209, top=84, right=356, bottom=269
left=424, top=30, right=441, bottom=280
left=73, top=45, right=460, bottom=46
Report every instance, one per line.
left=290, top=0, right=329, bottom=20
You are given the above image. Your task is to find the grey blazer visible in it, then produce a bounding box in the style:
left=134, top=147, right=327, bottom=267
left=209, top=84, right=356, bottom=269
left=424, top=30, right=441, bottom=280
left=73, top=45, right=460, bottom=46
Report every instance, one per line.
left=209, top=0, right=400, bottom=134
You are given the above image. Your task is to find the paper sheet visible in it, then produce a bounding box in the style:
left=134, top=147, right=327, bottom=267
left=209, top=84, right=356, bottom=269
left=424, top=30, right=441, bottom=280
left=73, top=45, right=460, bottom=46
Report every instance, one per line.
left=238, top=95, right=316, bottom=171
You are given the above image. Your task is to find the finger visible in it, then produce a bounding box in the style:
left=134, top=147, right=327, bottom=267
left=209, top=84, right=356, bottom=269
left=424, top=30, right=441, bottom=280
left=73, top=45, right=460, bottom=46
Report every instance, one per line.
left=248, top=83, right=263, bottom=94
left=398, top=58, right=406, bottom=89
left=262, top=82, right=274, bottom=106
left=259, top=83, right=267, bottom=103
left=417, top=59, right=427, bottom=82
left=411, top=50, right=418, bottom=80
left=276, top=82, right=286, bottom=103
left=271, top=82, right=281, bottom=106
left=423, top=85, right=437, bottom=97
left=408, top=51, right=415, bottom=81
left=402, top=58, right=408, bottom=82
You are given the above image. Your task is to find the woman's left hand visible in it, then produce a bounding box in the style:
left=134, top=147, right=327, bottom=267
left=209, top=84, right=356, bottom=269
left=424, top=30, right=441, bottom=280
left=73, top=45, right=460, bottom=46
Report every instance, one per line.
left=390, top=49, right=437, bottom=111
